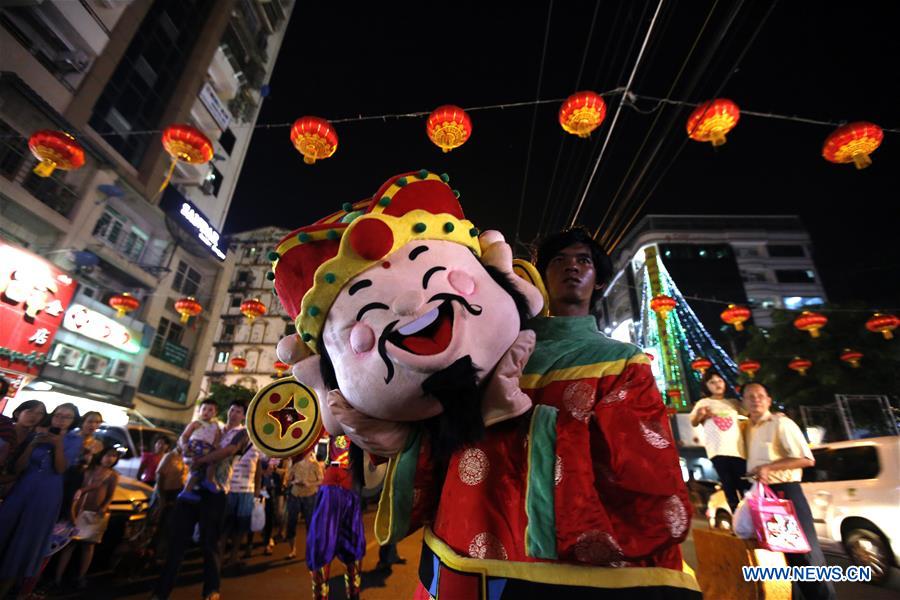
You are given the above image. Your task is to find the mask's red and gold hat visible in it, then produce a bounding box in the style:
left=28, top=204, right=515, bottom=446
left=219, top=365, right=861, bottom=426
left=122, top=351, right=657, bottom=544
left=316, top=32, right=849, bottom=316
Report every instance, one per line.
left=270, top=170, right=480, bottom=353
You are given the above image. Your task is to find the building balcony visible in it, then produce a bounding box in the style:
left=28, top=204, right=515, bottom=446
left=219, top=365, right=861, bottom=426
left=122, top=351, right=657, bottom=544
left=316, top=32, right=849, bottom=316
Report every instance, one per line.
left=0, top=139, right=80, bottom=218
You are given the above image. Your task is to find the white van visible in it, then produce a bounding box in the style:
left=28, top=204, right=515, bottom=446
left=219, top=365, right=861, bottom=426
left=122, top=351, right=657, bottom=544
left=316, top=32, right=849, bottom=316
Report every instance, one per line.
left=707, top=435, right=900, bottom=585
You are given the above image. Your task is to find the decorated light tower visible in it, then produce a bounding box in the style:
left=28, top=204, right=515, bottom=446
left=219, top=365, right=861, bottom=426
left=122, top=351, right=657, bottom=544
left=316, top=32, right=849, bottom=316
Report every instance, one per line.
left=637, top=246, right=740, bottom=410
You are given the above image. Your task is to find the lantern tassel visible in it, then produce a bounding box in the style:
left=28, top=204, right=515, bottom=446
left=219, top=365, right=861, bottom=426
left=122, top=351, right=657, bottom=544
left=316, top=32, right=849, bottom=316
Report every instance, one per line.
left=852, top=153, right=872, bottom=170
left=33, top=159, right=57, bottom=178
left=157, top=159, right=178, bottom=196
left=809, top=329, right=820, bottom=338
left=179, top=313, right=190, bottom=324
left=883, top=330, right=894, bottom=340
left=734, top=322, right=744, bottom=331
left=115, top=307, right=126, bottom=318
left=711, top=133, right=727, bottom=147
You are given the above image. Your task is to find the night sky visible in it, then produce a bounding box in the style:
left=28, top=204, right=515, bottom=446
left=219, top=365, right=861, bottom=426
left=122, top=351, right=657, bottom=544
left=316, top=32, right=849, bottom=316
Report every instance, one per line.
left=227, top=1, right=899, bottom=306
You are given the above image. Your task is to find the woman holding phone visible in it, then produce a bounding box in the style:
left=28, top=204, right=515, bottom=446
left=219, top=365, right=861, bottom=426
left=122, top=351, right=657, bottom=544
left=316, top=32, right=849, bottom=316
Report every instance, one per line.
left=0, top=403, right=82, bottom=597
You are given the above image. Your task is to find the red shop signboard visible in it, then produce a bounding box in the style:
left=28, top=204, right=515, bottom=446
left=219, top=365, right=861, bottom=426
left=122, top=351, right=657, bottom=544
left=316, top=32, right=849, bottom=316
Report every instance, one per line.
left=0, top=242, right=77, bottom=376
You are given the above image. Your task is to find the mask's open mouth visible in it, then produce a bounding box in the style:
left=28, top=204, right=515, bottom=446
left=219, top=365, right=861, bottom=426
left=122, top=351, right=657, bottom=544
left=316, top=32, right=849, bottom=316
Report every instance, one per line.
left=387, top=301, right=454, bottom=355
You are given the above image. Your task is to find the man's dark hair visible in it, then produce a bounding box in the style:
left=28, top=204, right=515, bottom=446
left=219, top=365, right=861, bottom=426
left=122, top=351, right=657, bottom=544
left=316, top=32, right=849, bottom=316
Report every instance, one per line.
left=200, top=398, right=218, bottom=408
left=229, top=400, right=247, bottom=412
left=0, top=376, right=9, bottom=398
left=535, top=227, right=614, bottom=307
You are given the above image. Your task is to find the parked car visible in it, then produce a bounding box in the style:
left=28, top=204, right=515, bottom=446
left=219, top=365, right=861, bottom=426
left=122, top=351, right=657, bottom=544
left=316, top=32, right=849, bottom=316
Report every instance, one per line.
left=94, top=423, right=178, bottom=479
left=707, top=435, right=900, bottom=585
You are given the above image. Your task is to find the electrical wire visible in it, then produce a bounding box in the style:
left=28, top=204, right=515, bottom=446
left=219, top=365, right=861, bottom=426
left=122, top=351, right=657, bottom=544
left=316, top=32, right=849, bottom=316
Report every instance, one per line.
left=567, top=0, right=667, bottom=227
left=535, top=0, right=603, bottom=241
left=593, top=0, right=723, bottom=243
left=513, top=0, right=555, bottom=249
left=605, top=1, right=780, bottom=253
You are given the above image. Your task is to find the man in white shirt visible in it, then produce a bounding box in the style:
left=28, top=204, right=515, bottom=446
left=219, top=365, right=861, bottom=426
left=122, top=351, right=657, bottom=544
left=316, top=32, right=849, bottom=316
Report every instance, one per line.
left=743, top=382, right=835, bottom=600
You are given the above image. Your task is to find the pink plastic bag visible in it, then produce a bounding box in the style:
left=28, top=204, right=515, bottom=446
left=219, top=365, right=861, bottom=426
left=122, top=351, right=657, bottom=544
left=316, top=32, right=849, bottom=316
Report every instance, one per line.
left=748, top=483, right=811, bottom=553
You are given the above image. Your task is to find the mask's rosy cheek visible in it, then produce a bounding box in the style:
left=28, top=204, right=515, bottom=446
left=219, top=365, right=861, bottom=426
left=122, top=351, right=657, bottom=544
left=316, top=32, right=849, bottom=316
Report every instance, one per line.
left=349, top=322, right=376, bottom=354
left=448, top=270, right=475, bottom=296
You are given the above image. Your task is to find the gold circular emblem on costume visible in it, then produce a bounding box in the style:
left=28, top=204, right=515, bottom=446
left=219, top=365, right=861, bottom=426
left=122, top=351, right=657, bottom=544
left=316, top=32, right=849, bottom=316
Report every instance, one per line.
left=246, top=377, right=322, bottom=459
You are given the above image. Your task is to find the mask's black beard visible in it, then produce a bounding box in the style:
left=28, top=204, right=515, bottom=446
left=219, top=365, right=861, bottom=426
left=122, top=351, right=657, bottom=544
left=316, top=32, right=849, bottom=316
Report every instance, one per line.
left=421, top=355, right=485, bottom=464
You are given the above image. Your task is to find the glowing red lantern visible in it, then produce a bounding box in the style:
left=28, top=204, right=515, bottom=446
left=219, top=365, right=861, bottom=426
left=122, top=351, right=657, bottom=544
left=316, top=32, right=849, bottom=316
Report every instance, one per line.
left=793, top=311, right=828, bottom=338
left=738, top=359, right=761, bottom=379
left=230, top=356, right=247, bottom=372
left=721, top=304, right=751, bottom=331
left=28, top=130, right=85, bottom=177
left=108, top=293, right=140, bottom=318
left=822, top=122, right=883, bottom=170
left=559, top=91, right=607, bottom=138
left=650, top=294, right=677, bottom=318
left=866, top=313, right=899, bottom=340
left=240, top=298, right=267, bottom=323
left=839, top=349, right=863, bottom=368
left=174, top=296, right=202, bottom=323
left=160, top=124, right=213, bottom=192
left=290, top=116, right=338, bottom=164
left=788, top=357, right=812, bottom=376
left=691, top=357, right=712, bottom=375
left=274, top=361, right=290, bottom=377
left=426, top=105, right=472, bottom=153
left=686, top=99, right=740, bottom=147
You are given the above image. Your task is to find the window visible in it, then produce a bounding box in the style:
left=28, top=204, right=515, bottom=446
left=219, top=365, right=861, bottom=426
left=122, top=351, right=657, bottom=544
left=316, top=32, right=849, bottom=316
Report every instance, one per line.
left=219, top=128, right=236, bottom=155
left=782, top=296, right=825, bottom=310
left=803, top=446, right=880, bottom=482
left=83, top=354, right=110, bottom=376
left=230, top=295, right=242, bottom=308
left=172, top=260, right=201, bottom=295
left=112, top=361, right=130, bottom=379
left=205, top=164, right=223, bottom=196
left=242, top=247, right=256, bottom=258
left=0, top=119, right=26, bottom=180
left=767, top=245, right=805, bottom=258
left=93, top=207, right=127, bottom=245
left=138, top=367, right=190, bottom=404
left=51, top=344, right=83, bottom=369
left=775, top=269, right=816, bottom=284
left=223, top=323, right=235, bottom=338
left=216, top=350, right=230, bottom=364
left=283, top=322, right=296, bottom=337
left=237, top=270, right=252, bottom=283
left=121, top=227, right=148, bottom=261
left=154, top=317, right=184, bottom=346
left=80, top=285, right=98, bottom=299
left=740, top=270, right=768, bottom=283
left=735, top=246, right=761, bottom=258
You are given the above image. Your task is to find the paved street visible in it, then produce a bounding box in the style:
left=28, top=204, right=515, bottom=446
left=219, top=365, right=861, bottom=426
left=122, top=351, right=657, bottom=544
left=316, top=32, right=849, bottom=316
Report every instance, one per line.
left=56, top=513, right=899, bottom=599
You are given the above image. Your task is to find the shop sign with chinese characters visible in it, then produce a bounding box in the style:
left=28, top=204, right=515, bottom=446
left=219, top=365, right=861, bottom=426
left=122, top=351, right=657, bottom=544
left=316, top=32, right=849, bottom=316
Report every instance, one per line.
left=63, top=304, right=142, bottom=354
left=0, top=243, right=77, bottom=375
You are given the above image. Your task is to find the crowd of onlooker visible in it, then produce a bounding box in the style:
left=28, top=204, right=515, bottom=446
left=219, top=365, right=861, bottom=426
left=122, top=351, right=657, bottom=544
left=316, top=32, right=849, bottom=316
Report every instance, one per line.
left=0, top=376, right=325, bottom=600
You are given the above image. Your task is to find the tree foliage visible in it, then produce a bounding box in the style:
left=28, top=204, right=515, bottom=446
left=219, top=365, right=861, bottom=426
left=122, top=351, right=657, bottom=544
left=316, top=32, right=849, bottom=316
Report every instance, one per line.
left=736, top=305, right=900, bottom=411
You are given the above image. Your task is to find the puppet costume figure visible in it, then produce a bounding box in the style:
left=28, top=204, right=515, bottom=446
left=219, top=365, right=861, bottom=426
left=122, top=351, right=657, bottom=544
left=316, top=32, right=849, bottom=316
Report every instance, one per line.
left=306, top=435, right=365, bottom=600
left=266, top=170, right=700, bottom=599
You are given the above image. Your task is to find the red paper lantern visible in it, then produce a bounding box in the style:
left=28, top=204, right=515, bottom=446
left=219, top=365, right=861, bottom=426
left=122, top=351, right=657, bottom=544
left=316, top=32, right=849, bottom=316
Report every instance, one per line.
left=426, top=105, right=472, bottom=153
left=839, top=349, right=863, bottom=368
left=822, top=122, right=883, bottom=170
left=174, top=296, right=202, bottom=323
left=738, top=359, right=761, bottom=379
left=793, top=311, right=828, bottom=338
left=559, top=91, right=607, bottom=138
left=686, top=99, right=740, bottom=147
left=159, top=124, right=213, bottom=193
left=28, top=130, right=85, bottom=177
left=788, top=357, right=812, bottom=376
left=290, top=116, right=338, bottom=164
left=650, top=294, right=677, bottom=318
left=721, top=304, right=751, bottom=331
left=108, top=292, right=140, bottom=318
left=274, top=361, right=290, bottom=377
left=230, top=356, right=247, bottom=372
left=240, top=298, right=267, bottom=323
left=691, top=357, right=712, bottom=375
left=866, top=313, right=899, bottom=340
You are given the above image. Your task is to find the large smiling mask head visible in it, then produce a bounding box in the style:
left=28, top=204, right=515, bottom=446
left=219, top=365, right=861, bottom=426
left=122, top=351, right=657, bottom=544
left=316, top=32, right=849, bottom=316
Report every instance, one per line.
left=271, top=170, right=541, bottom=424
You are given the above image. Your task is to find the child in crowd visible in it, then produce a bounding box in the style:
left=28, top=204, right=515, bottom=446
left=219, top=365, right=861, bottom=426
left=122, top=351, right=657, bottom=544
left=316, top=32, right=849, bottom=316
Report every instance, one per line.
left=177, top=399, right=222, bottom=503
